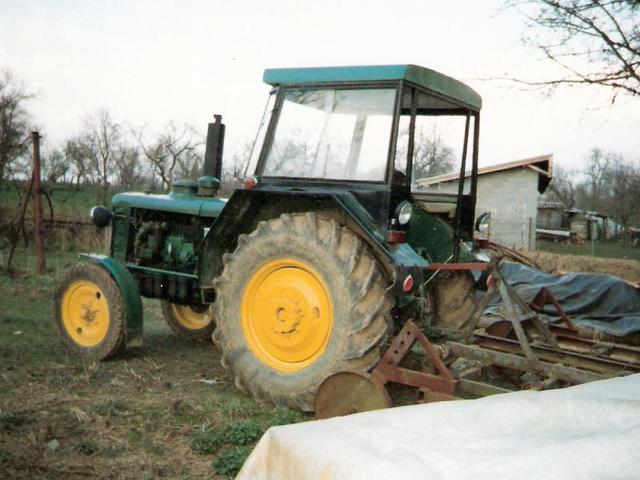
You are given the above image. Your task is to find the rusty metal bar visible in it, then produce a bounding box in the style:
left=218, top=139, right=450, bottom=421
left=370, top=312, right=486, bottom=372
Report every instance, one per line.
left=548, top=335, right=640, bottom=367
left=373, top=320, right=457, bottom=396
left=501, top=279, right=559, bottom=348
left=473, top=333, right=640, bottom=375
left=496, top=277, right=541, bottom=371
left=426, top=262, right=492, bottom=271
left=31, top=132, right=46, bottom=274
left=376, top=364, right=456, bottom=394
left=456, top=378, right=512, bottom=398
left=5, top=173, right=34, bottom=271
left=446, top=341, right=605, bottom=384
left=529, top=287, right=577, bottom=331
left=461, top=282, right=499, bottom=340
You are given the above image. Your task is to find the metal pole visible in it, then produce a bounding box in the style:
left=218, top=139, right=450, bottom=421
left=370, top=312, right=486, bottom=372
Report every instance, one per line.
left=32, top=132, right=46, bottom=274
left=5, top=172, right=34, bottom=271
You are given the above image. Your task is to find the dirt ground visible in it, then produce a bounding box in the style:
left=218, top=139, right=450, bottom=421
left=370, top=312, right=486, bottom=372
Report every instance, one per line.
left=0, top=251, right=306, bottom=479
left=2, top=246, right=639, bottom=479
left=526, top=250, right=640, bottom=285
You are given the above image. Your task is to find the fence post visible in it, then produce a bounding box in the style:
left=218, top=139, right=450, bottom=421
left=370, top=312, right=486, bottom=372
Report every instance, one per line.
left=32, top=132, right=46, bottom=274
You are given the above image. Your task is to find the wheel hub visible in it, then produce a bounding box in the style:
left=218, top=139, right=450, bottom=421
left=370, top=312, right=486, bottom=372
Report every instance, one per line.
left=241, top=258, right=333, bottom=372
left=61, top=280, right=110, bottom=347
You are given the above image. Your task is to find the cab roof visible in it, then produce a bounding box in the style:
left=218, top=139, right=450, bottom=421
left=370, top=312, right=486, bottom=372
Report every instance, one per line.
left=263, top=64, right=482, bottom=110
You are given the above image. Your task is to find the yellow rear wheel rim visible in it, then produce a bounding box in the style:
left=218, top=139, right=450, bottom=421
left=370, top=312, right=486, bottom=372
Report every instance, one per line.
left=241, top=258, right=333, bottom=372
left=170, top=304, right=211, bottom=330
left=61, top=280, right=110, bottom=347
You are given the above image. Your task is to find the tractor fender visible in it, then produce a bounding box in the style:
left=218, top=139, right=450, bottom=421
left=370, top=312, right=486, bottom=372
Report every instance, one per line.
left=200, top=188, right=427, bottom=293
left=79, top=253, right=144, bottom=347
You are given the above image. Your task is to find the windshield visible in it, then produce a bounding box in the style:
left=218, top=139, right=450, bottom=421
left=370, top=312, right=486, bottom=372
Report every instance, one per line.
left=394, top=88, right=475, bottom=195
left=262, top=88, right=396, bottom=182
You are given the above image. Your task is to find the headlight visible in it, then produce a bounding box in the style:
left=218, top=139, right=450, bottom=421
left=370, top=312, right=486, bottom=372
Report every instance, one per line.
left=396, top=202, right=413, bottom=226
left=90, top=206, right=113, bottom=228
left=475, top=211, right=491, bottom=233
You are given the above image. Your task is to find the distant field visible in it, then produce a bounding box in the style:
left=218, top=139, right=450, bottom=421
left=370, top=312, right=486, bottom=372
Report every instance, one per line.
left=0, top=181, right=119, bottom=222
left=537, top=239, right=640, bottom=262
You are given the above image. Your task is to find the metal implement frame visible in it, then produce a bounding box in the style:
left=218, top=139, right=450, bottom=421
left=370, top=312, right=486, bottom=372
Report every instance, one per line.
left=372, top=320, right=457, bottom=396
left=365, top=260, right=640, bottom=405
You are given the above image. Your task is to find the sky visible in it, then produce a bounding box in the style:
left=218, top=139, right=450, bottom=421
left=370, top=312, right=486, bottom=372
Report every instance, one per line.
left=1, top=0, right=638, bottom=172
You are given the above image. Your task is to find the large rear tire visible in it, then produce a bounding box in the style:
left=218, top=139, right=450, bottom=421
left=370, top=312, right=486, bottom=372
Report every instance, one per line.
left=430, top=271, right=478, bottom=330
left=52, top=263, right=126, bottom=360
left=212, top=212, right=392, bottom=411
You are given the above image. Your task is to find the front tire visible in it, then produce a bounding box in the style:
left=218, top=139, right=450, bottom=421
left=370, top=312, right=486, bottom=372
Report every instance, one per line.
left=212, top=212, right=392, bottom=411
left=52, top=263, right=126, bottom=360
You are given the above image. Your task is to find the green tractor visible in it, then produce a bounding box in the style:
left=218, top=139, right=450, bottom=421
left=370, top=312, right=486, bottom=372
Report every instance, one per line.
left=53, top=64, right=489, bottom=411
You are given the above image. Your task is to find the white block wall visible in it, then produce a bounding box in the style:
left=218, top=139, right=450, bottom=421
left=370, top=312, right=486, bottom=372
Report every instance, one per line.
left=475, top=169, right=539, bottom=250
left=422, top=168, right=540, bottom=250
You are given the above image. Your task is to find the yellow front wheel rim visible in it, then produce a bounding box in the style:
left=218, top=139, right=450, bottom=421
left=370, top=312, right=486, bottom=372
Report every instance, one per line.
left=241, top=258, right=333, bottom=372
left=61, top=280, right=110, bottom=347
left=170, top=304, right=211, bottom=330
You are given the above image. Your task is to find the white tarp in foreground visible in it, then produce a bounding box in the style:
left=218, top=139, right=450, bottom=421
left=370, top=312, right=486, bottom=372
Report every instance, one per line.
left=237, top=374, right=640, bottom=479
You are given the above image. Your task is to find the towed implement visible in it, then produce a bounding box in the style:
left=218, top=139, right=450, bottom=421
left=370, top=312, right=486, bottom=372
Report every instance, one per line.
left=316, top=260, right=640, bottom=417
left=52, top=64, right=640, bottom=413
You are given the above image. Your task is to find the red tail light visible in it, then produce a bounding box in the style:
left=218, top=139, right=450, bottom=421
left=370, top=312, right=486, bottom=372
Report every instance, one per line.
left=402, top=275, right=414, bottom=292
left=386, top=229, right=407, bottom=244
left=243, top=176, right=258, bottom=189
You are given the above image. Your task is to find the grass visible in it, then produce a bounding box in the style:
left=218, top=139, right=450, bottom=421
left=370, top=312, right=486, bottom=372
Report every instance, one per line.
left=0, top=247, right=308, bottom=479
left=0, top=180, right=108, bottom=222
left=537, top=239, right=640, bottom=262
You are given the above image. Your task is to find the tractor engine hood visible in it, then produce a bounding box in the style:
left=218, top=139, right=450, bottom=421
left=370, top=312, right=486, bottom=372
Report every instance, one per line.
left=112, top=180, right=226, bottom=218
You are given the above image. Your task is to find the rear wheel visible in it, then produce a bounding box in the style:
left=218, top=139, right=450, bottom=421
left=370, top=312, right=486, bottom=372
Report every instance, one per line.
left=52, top=263, right=126, bottom=360
left=161, top=301, right=215, bottom=339
left=212, top=212, right=392, bottom=411
left=429, top=271, right=478, bottom=330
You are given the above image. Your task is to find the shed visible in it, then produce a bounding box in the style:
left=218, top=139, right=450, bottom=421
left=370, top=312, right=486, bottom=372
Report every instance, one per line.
left=416, top=154, right=553, bottom=250
left=537, top=199, right=565, bottom=231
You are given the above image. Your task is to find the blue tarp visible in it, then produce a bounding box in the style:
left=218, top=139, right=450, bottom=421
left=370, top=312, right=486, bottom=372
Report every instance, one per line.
left=491, top=262, right=640, bottom=337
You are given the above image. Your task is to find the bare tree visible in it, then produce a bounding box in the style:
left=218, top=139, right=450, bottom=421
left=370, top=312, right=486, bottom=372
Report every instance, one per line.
left=220, top=142, right=253, bottom=197
left=83, top=110, right=121, bottom=202
left=545, top=167, right=576, bottom=209
left=546, top=165, right=577, bottom=208
left=508, top=0, right=640, bottom=100
left=583, top=147, right=611, bottom=211
left=174, top=144, right=202, bottom=180
left=42, top=148, right=70, bottom=183
left=137, top=122, right=200, bottom=190
left=412, top=128, right=456, bottom=179
left=0, top=70, right=32, bottom=186
left=114, top=145, right=144, bottom=190
left=603, top=156, right=640, bottom=245
left=64, top=137, right=93, bottom=187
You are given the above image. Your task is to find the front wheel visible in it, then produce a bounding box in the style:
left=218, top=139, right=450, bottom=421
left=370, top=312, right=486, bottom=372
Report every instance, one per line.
left=212, top=212, right=392, bottom=411
left=52, top=263, right=126, bottom=360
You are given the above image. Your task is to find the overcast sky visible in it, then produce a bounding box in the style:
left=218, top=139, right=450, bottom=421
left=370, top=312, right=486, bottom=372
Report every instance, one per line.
left=1, top=0, right=638, bottom=172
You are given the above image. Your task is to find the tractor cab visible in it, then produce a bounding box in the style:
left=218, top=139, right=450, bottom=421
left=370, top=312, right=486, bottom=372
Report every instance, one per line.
left=246, top=65, right=482, bottom=263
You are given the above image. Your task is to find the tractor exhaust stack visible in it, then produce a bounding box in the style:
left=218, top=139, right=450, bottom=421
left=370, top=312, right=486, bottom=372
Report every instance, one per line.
left=203, top=114, right=225, bottom=180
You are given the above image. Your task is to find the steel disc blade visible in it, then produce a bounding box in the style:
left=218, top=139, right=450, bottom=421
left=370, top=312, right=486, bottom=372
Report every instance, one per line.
left=315, top=371, right=391, bottom=419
